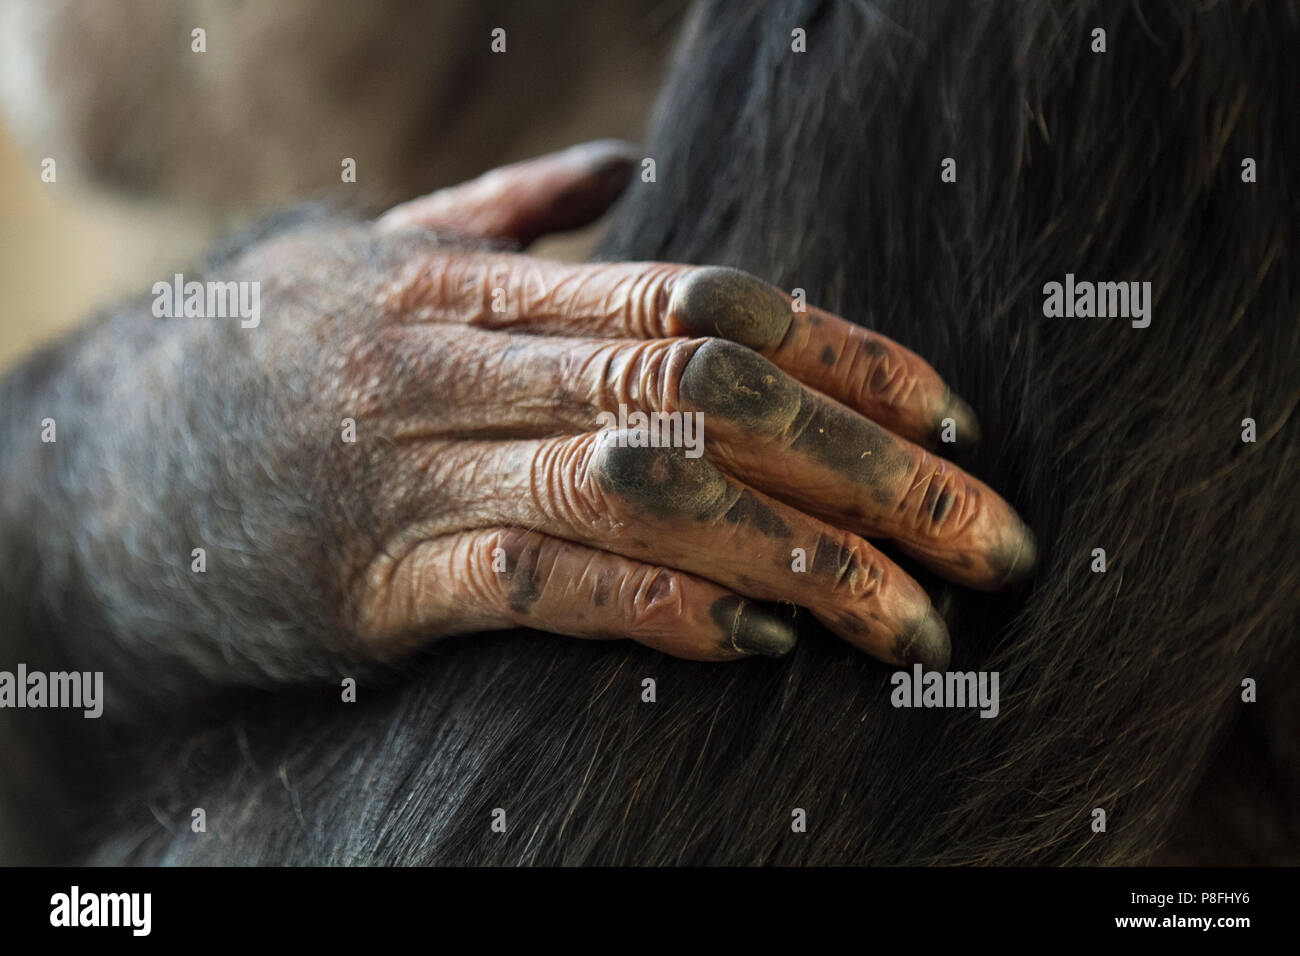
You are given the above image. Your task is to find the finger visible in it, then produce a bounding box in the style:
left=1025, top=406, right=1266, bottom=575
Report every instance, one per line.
left=376, top=140, right=638, bottom=244
left=379, top=326, right=1033, bottom=589
left=436, top=434, right=952, bottom=669
left=668, top=339, right=1036, bottom=590
left=355, top=527, right=797, bottom=662
left=663, top=267, right=978, bottom=449
left=386, top=253, right=973, bottom=448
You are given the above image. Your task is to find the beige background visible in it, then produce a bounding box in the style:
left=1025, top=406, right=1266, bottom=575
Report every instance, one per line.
left=0, top=0, right=682, bottom=373
left=0, top=122, right=210, bottom=369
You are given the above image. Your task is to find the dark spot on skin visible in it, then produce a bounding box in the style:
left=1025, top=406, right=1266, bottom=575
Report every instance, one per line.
left=919, top=478, right=955, bottom=528
left=503, top=534, right=543, bottom=614
left=809, top=539, right=881, bottom=594
left=892, top=609, right=951, bottom=671
left=819, top=345, right=836, bottom=366
left=595, top=440, right=729, bottom=521
left=788, top=397, right=910, bottom=506
left=669, top=267, right=793, bottom=348
left=678, top=338, right=799, bottom=436
left=920, top=481, right=941, bottom=523
left=708, top=596, right=797, bottom=658
left=593, top=568, right=616, bottom=607
left=811, top=537, right=856, bottom=580
left=932, top=490, right=955, bottom=525
left=808, top=314, right=822, bottom=327
left=859, top=338, right=893, bottom=397
left=723, top=489, right=791, bottom=539
left=644, top=572, right=674, bottom=604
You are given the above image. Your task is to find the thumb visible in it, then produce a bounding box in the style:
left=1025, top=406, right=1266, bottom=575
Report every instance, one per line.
left=377, top=139, right=639, bottom=245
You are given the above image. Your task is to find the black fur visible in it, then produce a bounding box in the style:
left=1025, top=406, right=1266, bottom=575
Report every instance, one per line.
left=3, top=0, right=1297, bottom=865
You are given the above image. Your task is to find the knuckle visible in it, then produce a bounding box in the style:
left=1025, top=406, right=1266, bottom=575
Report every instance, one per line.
left=462, top=530, right=511, bottom=605
left=629, top=264, right=681, bottom=337
left=678, top=337, right=800, bottom=436
left=899, top=458, right=968, bottom=536
left=667, top=266, right=792, bottom=348
left=599, top=338, right=689, bottom=411
left=535, top=435, right=609, bottom=532
left=649, top=338, right=698, bottom=411
left=812, top=532, right=884, bottom=601
left=623, top=566, right=684, bottom=630
left=480, top=527, right=550, bottom=615
left=850, top=339, right=913, bottom=408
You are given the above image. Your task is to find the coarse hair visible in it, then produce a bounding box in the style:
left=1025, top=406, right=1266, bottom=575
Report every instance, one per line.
left=41, top=0, right=1300, bottom=865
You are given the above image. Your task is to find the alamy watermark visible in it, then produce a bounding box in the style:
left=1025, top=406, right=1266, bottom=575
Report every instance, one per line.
left=1042, top=273, right=1151, bottom=328
left=891, top=664, right=999, bottom=718
left=595, top=405, right=705, bottom=459
left=50, top=886, right=151, bottom=936
left=152, top=273, right=260, bottom=328
left=0, top=664, right=103, bottom=718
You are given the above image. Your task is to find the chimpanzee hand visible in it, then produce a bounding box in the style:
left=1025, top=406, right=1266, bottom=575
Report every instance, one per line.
left=3, top=142, right=1035, bottom=702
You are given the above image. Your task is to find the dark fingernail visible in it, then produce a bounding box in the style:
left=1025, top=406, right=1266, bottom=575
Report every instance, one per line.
left=933, top=389, right=981, bottom=450
left=992, top=518, right=1038, bottom=588
left=711, top=596, right=798, bottom=658
left=894, top=606, right=951, bottom=671
left=669, top=266, right=792, bottom=349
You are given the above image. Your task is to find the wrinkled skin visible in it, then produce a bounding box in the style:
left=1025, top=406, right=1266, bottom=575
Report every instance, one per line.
left=4, top=141, right=1035, bottom=705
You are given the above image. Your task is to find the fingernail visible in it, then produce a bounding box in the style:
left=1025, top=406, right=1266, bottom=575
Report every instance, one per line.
left=894, top=606, right=951, bottom=671
left=933, top=389, right=981, bottom=450
left=712, top=597, right=798, bottom=658
left=669, top=266, right=791, bottom=349
left=993, top=518, right=1038, bottom=588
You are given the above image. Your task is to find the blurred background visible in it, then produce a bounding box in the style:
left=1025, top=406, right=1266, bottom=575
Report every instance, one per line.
left=0, top=0, right=686, bottom=370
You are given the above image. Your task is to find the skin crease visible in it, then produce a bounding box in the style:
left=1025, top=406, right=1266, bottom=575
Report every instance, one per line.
left=3, top=0, right=1284, bottom=871
left=327, top=152, right=1035, bottom=669
left=354, top=314, right=1030, bottom=592
left=182, top=143, right=1035, bottom=675
left=0, top=142, right=1037, bottom=715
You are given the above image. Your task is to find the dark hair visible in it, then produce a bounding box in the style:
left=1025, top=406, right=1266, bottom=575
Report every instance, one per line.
left=66, top=0, right=1300, bottom=864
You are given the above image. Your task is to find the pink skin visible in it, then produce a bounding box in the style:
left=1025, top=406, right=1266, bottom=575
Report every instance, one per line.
left=240, top=141, right=1035, bottom=669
